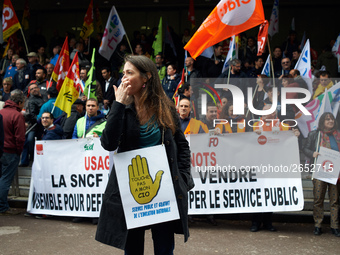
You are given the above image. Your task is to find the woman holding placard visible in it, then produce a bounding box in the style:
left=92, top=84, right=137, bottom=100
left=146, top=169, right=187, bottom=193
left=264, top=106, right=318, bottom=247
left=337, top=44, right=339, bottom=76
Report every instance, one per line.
left=95, top=55, right=194, bottom=254
left=303, top=112, right=340, bottom=237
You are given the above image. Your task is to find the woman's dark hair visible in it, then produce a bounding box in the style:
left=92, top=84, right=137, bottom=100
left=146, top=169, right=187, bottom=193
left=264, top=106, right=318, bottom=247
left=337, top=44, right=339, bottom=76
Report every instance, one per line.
left=124, top=55, right=176, bottom=134
left=179, top=83, right=190, bottom=94
left=220, top=101, right=234, bottom=119
left=318, top=112, right=337, bottom=131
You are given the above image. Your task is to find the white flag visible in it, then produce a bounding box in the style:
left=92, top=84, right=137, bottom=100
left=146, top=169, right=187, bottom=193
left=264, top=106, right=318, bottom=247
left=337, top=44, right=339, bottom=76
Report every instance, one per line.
left=294, top=39, right=312, bottom=93
left=312, top=88, right=332, bottom=131
left=221, top=36, right=235, bottom=74
left=99, top=6, right=126, bottom=61
left=268, top=0, right=279, bottom=37
left=261, top=54, right=270, bottom=77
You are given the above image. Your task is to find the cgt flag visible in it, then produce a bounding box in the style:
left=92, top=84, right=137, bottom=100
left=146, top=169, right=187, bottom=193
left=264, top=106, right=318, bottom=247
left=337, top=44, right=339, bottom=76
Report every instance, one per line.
left=184, top=0, right=265, bottom=59
left=52, top=37, right=70, bottom=91
left=54, top=52, right=83, bottom=117
left=80, top=0, right=94, bottom=40
left=2, top=0, right=22, bottom=41
left=99, top=6, right=126, bottom=61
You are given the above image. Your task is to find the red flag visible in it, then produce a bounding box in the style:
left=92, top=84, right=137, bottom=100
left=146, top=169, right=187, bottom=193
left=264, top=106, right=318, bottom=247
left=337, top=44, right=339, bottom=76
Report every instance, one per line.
left=257, top=20, right=268, bottom=56
left=184, top=0, right=265, bottom=59
left=188, top=0, right=195, bottom=29
left=173, top=69, right=185, bottom=99
left=52, top=37, right=70, bottom=91
left=2, top=0, right=22, bottom=41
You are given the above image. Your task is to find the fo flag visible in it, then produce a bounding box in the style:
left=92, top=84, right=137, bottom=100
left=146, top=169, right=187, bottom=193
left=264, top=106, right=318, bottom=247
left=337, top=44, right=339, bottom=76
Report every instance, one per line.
left=99, top=6, right=126, bottom=61
left=257, top=20, right=268, bottom=56
left=184, top=0, right=265, bottom=59
left=294, top=39, right=312, bottom=93
left=2, top=0, right=21, bottom=41
left=261, top=54, right=270, bottom=77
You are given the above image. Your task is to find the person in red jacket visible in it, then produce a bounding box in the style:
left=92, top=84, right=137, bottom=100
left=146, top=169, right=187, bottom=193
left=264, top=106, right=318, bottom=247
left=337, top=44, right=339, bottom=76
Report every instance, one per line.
left=0, top=89, right=26, bottom=214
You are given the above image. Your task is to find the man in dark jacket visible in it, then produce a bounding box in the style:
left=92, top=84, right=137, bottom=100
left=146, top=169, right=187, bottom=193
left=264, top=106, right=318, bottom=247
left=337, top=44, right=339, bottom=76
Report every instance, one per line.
left=41, top=112, right=63, bottom=140
left=0, top=90, right=26, bottom=213
left=12, top=58, right=34, bottom=91
left=27, top=82, right=45, bottom=119
left=60, top=99, right=84, bottom=139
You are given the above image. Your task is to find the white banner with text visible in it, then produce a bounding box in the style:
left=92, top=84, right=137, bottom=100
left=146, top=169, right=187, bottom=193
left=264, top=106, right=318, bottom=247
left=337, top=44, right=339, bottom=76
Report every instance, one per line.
left=188, top=132, right=304, bottom=214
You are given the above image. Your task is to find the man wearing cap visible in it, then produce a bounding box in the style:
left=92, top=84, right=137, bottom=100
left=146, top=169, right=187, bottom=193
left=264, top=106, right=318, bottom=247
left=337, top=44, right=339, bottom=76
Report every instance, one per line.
left=26, top=52, right=43, bottom=74
left=60, top=99, right=84, bottom=139
left=37, top=86, right=63, bottom=119
left=12, top=58, right=34, bottom=91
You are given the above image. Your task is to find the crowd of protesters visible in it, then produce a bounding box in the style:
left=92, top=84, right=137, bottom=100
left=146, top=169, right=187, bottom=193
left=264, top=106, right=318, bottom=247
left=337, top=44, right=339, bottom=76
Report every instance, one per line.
left=0, top=25, right=339, bottom=239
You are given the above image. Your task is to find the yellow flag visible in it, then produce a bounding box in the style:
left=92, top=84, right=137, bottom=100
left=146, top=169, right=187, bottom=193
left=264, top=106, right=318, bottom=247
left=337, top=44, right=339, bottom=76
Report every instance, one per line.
left=80, top=0, right=94, bottom=40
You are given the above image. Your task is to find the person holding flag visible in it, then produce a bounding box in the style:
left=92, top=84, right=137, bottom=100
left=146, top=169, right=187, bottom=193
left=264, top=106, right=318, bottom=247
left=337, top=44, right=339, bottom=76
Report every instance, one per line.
left=303, top=112, right=340, bottom=237
left=162, top=64, right=181, bottom=99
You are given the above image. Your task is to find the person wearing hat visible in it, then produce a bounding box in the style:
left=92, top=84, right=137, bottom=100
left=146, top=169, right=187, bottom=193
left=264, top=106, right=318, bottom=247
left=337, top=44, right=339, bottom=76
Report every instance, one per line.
left=26, top=52, right=43, bottom=74
left=60, top=99, right=84, bottom=139
left=37, top=86, right=63, bottom=119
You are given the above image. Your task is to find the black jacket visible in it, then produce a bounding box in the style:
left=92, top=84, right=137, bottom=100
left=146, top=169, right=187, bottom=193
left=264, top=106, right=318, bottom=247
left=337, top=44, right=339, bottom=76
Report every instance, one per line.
left=28, top=95, right=44, bottom=119
left=303, top=130, right=319, bottom=160
left=95, top=101, right=193, bottom=249
left=101, top=77, right=117, bottom=105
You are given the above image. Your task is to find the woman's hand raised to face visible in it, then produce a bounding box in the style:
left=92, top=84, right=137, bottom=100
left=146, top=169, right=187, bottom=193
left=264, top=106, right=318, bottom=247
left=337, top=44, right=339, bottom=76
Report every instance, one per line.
left=114, top=82, right=131, bottom=105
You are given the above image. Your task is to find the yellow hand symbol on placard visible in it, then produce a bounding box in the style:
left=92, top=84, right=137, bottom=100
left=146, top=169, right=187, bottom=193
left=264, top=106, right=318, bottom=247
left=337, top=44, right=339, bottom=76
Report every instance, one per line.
left=128, top=155, right=164, bottom=204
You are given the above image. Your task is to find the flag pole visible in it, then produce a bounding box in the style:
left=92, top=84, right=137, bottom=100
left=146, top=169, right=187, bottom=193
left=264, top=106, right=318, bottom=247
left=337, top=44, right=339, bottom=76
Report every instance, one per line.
left=311, top=131, right=321, bottom=180
left=19, top=28, right=29, bottom=54
left=245, top=83, right=259, bottom=119
left=266, top=39, right=275, bottom=87
left=125, top=34, right=134, bottom=54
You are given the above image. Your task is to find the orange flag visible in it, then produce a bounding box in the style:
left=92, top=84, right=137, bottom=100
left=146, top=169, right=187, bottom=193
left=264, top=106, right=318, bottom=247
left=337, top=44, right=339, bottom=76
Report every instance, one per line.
left=52, top=37, right=70, bottom=91
left=184, top=0, right=265, bottom=59
left=257, top=20, right=268, bottom=56
left=2, top=0, right=21, bottom=41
